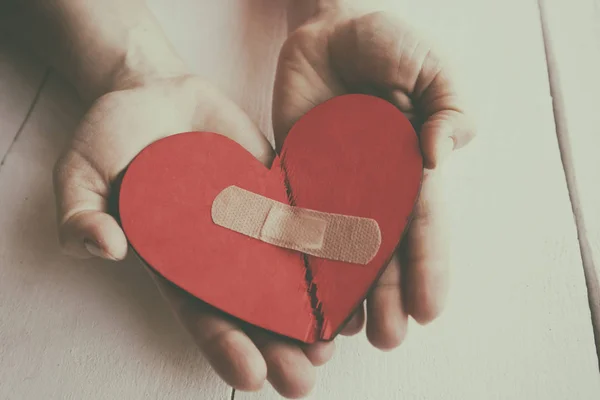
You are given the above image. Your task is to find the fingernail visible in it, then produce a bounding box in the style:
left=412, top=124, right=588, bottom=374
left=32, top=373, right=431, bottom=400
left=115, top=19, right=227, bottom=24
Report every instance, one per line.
left=436, top=136, right=455, bottom=167
left=84, top=239, right=115, bottom=260
left=84, top=239, right=104, bottom=258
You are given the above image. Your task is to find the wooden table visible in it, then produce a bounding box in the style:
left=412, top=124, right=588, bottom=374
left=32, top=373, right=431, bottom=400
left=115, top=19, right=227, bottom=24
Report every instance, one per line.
left=1, top=1, right=599, bottom=398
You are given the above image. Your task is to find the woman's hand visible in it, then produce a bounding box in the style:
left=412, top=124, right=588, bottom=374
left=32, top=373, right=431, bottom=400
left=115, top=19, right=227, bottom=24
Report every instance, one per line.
left=273, top=3, right=475, bottom=350
left=5, top=0, right=475, bottom=398
left=54, top=74, right=335, bottom=397
left=4, top=1, right=335, bottom=397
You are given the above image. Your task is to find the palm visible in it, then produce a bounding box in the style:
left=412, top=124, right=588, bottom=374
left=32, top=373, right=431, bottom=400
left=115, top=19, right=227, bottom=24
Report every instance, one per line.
left=54, top=76, right=334, bottom=398
left=272, top=11, right=475, bottom=347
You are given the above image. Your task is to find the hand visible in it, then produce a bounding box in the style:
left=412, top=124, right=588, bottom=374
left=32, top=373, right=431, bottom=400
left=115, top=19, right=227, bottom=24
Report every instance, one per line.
left=273, top=5, right=475, bottom=350
left=53, top=76, right=334, bottom=397
left=12, top=0, right=333, bottom=397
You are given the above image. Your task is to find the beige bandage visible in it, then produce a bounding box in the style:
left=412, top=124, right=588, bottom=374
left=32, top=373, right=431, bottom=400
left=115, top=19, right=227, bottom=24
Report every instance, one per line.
left=211, top=186, right=381, bottom=265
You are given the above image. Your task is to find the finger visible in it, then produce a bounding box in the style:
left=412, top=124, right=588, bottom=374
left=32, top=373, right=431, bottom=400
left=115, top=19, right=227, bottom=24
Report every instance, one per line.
left=247, top=329, right=316, bottom=399
left=63, top=210, right=127, bottom=260
left=365, top=255, right=408, bottom=350
left=150, top=273, right=267, bottom=392
left=301, top=340, right=336, bottom=366
left=400, top=168, right=450, bottom=324
left=271, top=23, right=347, bottom=150
left=340, top=303, right=365, bottom=336
left=53, top=78, right=274, bottom=262
left=328, top=12, right=476, bottom=166
left=53, top=151, right=128, bottom=261
left=417, top=75, right=476, bottom=169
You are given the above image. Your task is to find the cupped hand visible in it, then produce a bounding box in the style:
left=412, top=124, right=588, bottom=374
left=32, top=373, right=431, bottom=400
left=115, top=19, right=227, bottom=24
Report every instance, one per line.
left=273, top=6, right=475, bottom=350
left=53, top=76, right=334, bottom=398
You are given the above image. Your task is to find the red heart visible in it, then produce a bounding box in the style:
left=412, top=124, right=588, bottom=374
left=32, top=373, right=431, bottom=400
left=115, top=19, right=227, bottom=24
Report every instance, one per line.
left=118, top=94, right=422, bottom=343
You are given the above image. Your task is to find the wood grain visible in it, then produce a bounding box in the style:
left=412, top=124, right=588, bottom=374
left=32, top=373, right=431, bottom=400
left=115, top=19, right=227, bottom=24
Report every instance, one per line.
left=0, top=35, right=46, bottom=165
left=538, top=0, right=600, bottom=361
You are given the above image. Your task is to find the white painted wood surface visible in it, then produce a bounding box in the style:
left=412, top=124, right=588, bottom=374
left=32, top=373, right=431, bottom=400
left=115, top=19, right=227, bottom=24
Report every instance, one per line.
left=0, top=1, right=599, bottom=399
left=0, top=36, right=46, bottom=161
left=538, top=0, right=600, bottom=353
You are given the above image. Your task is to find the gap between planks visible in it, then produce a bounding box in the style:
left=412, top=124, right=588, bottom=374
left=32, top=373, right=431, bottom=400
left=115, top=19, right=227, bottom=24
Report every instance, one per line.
left=536, top=0, right=600, bottom=368
left=0, top=68, right=50, bottom=171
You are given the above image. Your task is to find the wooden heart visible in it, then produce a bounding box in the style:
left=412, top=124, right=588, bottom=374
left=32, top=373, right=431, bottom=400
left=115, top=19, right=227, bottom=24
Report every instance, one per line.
left=118, top=94, right=423, bottom=343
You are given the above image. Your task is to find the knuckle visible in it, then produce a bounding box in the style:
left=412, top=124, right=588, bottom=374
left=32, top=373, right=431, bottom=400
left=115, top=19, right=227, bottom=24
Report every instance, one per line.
left=281, top=25, right=321, bottom=60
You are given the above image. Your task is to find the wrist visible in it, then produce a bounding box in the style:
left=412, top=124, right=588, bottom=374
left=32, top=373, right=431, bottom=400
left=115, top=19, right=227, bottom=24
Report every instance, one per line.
left=71, top=11, right=189, bottom=100
left=98, top=16, right=189, bottom=97
left=1, top=0, right=189, bottom=101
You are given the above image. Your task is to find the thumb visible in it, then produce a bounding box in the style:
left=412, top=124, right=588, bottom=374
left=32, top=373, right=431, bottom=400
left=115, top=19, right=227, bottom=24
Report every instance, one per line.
left=53, top=150, right=128, bottom=261
left=419, top=109, right=474, bottom=169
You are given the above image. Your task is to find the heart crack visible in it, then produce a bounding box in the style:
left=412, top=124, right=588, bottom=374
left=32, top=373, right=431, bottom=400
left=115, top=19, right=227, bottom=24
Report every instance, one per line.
left=281, top=154, right=325, bottom=340
left=302, top=253, right=324, bottom=340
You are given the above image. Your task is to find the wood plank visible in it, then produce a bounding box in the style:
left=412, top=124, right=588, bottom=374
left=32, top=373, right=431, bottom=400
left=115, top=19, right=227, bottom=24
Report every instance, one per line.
left=0, top=35, right=46, bottom=164
left=235, top=0, right=600, bottom=398
left=538, top=0, right=600, bottom=357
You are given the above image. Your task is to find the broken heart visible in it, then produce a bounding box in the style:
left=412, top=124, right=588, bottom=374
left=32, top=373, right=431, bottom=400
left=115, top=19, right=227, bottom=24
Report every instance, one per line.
left=118, top=94, right=423, bottom=343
